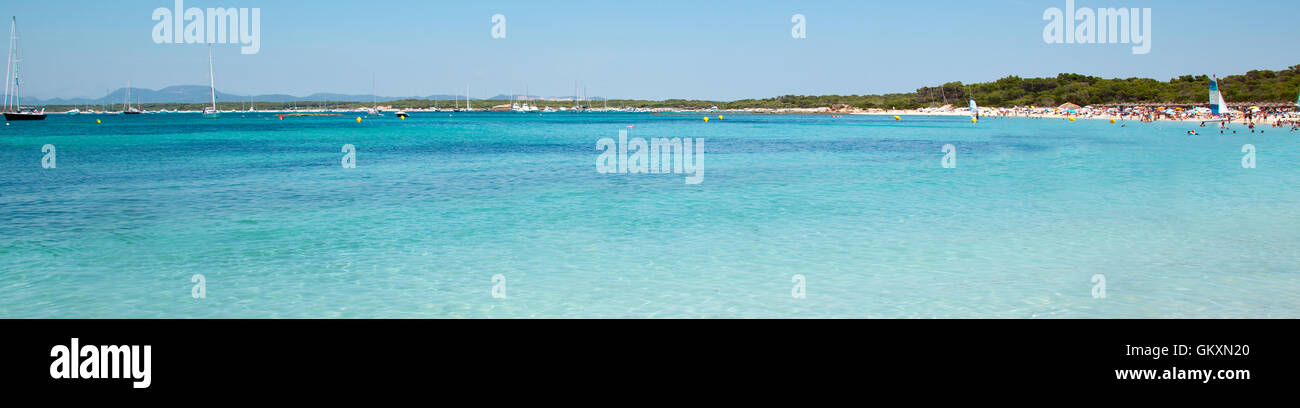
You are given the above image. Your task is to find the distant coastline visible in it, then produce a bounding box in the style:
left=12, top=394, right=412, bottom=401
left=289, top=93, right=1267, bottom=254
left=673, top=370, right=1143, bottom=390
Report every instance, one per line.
left=32, top=66, right=1300, bottom=114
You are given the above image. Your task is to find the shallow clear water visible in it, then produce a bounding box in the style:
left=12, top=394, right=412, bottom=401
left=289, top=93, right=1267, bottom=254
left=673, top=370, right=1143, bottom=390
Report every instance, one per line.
left=1, top=112, right=1296, bottom=318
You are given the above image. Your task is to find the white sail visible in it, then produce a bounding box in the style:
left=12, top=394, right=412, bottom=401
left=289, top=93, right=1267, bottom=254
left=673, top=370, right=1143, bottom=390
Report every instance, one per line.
left=1209, top=75, right=1232, bottom=115
left=208, top=44, right=216, bottom=110
left=202, top=44, right=220, bottom=118
left=969, top=98, right=979, bottom=119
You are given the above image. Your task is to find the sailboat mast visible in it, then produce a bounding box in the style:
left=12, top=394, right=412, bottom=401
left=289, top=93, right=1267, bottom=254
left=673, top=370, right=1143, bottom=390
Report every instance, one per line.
left=4, top=17, right=13, bottom=111
left=11, top=17, right=19, bottom=109
left=208, top=44, right=216, bottom=110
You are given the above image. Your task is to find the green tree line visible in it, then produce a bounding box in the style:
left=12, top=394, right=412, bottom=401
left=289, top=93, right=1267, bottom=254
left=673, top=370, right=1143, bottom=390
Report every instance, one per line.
left=724, top=65, right=1300, bottom=109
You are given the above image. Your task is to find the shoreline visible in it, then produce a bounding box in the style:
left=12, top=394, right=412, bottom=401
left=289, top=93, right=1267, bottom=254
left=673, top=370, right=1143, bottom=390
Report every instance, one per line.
left=43, top=106, right=1300, bottom=127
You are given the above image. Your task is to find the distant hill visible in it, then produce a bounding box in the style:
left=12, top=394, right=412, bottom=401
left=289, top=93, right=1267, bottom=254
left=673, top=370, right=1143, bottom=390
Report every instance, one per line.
left=27, top=86, right=606, bottom=106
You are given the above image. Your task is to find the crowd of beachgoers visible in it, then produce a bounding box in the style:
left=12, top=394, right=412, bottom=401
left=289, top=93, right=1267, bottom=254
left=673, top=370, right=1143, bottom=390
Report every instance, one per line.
left=995, top=106, right=1299, bottom=132
left=864, top=104, right=1300, bottom=132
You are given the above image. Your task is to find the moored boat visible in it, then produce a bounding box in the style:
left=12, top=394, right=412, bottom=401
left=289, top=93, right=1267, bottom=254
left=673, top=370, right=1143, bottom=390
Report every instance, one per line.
left=202, top=44, right=220, bottom=119
left=3, top=17, right=45, bottom=121
left=5, top=106, right=45, bottom=120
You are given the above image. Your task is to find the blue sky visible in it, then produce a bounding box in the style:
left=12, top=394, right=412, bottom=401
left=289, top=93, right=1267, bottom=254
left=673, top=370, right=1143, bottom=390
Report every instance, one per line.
left=5, top=0, right=1299, bottom=100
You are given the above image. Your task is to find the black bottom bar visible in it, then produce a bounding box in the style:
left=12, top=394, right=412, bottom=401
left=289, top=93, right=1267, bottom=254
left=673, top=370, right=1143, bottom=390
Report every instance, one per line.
left=1, top=320, right=1291, bottom=397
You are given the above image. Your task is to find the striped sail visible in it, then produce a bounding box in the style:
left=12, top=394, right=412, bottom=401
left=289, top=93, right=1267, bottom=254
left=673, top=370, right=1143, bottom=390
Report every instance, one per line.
left=1209, top=76, right=1229, bottom=115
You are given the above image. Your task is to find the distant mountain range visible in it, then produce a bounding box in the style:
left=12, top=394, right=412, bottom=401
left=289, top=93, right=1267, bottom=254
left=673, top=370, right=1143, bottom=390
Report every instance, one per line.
left=26, top=86, right=605, bottom=105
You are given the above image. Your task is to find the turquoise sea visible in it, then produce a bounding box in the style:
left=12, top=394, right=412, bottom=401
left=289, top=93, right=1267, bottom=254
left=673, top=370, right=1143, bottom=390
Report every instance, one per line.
left=1, top=112, right=1297, bottom=318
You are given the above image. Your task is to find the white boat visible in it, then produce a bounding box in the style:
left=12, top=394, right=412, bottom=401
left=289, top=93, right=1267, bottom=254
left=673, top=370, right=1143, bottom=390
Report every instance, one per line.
left=462, top=84, right=473, bottom=112
left=513, top=86, right=539, bottom=112
left=367, top=74, right=383, bottom=116
left=202, top=44, right=220, bottom=118
left=122, top=81, right=141, bottom=114
left=3, top=17, right=45, bottom=121
left=65, top=108, right=80, bottom=114
left=1209, top=75, right=1236, bottom=116
left=394, top=110, right=409, bottom=118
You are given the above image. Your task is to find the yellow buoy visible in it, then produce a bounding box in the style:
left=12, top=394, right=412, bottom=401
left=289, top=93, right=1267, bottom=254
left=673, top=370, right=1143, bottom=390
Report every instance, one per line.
left=894, top=115, right=901, bottom=121
left=718, top=115, right=724, bottom=120
left=356, top=117, right=362, bottom=123
left=703, top=117, right=709, bottom=123
left=1109, top=119, right=1116, bottom=124
left=96, top=119, right=102, bottom=124
left=400, top=116, right=405, bottom=120
left=971, top=118, right=978, bottom=123
left=1069, top=117, right=1076, bottom=122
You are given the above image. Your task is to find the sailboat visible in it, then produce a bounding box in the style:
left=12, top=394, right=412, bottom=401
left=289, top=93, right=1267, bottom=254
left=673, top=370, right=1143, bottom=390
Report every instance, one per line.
left=123, top=81, right=142, bottom=114
left=202, top=44, right=220, bottom=118
left=969, top=98, right=979, bottom=121
left=1208, top=75, right=1236, bottom=117
left=463, top=84, right=473, bottom=112
left=3, top=17, right=44, bottom=121
left=367, top=74, right=383, bottom=116
left=572, top=82, right=579, bottom=113
left=517, top=85, right=537, bottom=112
